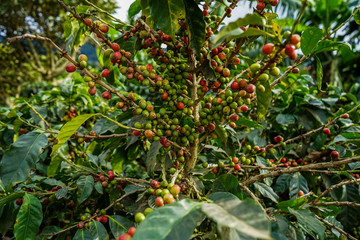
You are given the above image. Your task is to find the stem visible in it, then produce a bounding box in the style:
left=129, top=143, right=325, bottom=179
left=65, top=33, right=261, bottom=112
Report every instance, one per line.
left=315, top=215, right=358, bottom=240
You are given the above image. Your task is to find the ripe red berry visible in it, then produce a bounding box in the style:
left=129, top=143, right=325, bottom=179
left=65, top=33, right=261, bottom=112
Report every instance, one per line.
left=177, top=102, right=185, bottom=110
left=270, top=0, right=279, bottom=6
left=112, top=52, right=122, bottom=61
left=323, top=128, right=331, bottom=136
left=112, top=43, right=120, bottom=52
left=102, top=91, right=112, bottom=100
left=232, top=57, right=240, bottom=65
left=285, top=44, right=296, bottom=55
left=88, top=87, right=97, bottom=95
left=66, top=64, right=76, bottom=73
left=77, top=221, right=85, bottom=229
left=234, top=164, right=241, bottom=171
left=128, top=227, right=136, bottom=237
left=203, top=9, right=208, bottom=16
left=212, top=168, right=217, bottom=174
left=240, top=105, right=249, bottom=112
left=245, top=84, right=256, bottom=93
left=108, top=170, right=115, bottom=180
left=257, top=2, right=266, bottom=10
left=281, top=158, right=286, bottom=163
left=262, top=43, right=275, bottom=55
left=290, top=34, right=301, bottom=45
left=230, top=114, right=239, bottom=122
left=155, top=197, right=164, bottom=207
left=84, top=18, right=92, bottom=26
left=150, top=179, right=161, bottom=188
left=100, top=216, right=108, bottom=223
left=331, top=151, right=339, bottom=159
left=298, top=190, right=304, bottom=196
left=133, top=130, right=140, bottom=136
left=207, top=123, right=216, bottom=132
left=118, top=234, right=132, bottom=240
left=226, top=7, right=232, bottom=15
left=211, top=48, right=219, bottom=55
left=144, top=130, right=153, bottom=138
left=161, top=92, right=168, bottom=100
left=102, top=69, right=110, bottom=78
left=341, top=113, right=349, bottom=119
left=232, top=157, right=239, bottom=163
left=163, top=35, right=172, bottom=42
left=230, top=81, right=239, bottom=91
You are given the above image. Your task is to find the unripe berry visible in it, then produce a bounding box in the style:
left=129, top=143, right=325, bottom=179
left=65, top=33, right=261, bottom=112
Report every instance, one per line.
left=145, top=130, right=153, bottom=138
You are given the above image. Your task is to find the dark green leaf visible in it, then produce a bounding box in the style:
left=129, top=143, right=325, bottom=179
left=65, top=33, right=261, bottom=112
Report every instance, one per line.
left=288, top=208, right=325, bottom=240
left=276, top=114, right=295, bottom=125
left=52, top=114, right=97, bottom=155
left=337, top=185, right=360, bottom=229
left=235, top=117, right=263, bottom=128
left=256, top=80, right=272, bottom=120
left=90, top=220, right=109, bottom=240
left=94, top=182, right=103, bottom=194
left=128, top=0, right=142, bottom=18
left=289, top=173, right=309, bottom=199
left=183, top=0, right=205, bottom=55
left=301, top=27, right=323, bottom=56
left=109, top=215, right=133, bottom=239
left=146, top=141, right=162, bottom=174
left=201, top=58, right=217, bottom=82
left=0, top=132, right=47, bottom=190
left=55, top=186, right=69, bottom=200
left=0, top=191, right=25, bottom=209
left=205, top=192, right=271, bottom=239
left=254, top=182, right=279, bottom=203
left=149, top=0, right=185, bottom=39
left=77, top=175, right=94, bottom=204
left=133, top=199, right=204, bottom=240
left=73, top=228, right=94, bottom=240
left=14, top=193, right=43, bottom=240
left=40, top=226, right=62, bottom=239
left=212, top=174, right=243, bottom=200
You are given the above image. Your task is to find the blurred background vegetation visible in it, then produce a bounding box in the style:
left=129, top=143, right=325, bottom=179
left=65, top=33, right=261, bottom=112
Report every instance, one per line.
left=0, top=0, right=359, bottom=106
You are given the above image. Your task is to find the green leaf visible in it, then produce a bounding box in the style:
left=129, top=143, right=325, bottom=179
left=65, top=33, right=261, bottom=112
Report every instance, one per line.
left=0, top=191, right=25, bottom=209
left=48, top=144, right=68, bottom=177
left=314, top=40, right=350, bottom=54
left=51, top=114, right=97, bottom=155
left=212, top=174, right=243, bottom=200
left=337, top=185, right=360, bottom=229
left=300, top=27, right=323, bottom=56
left=289, top=173, right=309, bottom=200
left=275, top=174, right=291, bottom=193
left=73, top=228, right=94, bottom=240
left=90, top=220, right=109, bottom=240
left=76, top=175, right=94, bottom=204
left=215, top=125, right=228, bottom=146
left=14, top=193, right=43, bottom=240
left=277, top=198, right=306, bottom=212
left=128, top=0, right=142, bottom=18
left=149, top=0, right=185, bottom=39
left=62, top=19, right=72, bottom=40
left=111, top=148, right=125, bottom=174
left=315, top=56, right=323, bottom=91
left=201, top=58, right=217, bottom=82
left=75, top=5, right=90, bottom=14
left=133, top=199, right=204, bottom=240
left=212, top=14, right=264, bottom=47
left=235, top=117, right=263, bottom=128
left=288, top=208, right=325, bottom=240
left=205, top=192, right=271, bottom=239
left=55, top=186, right=69, bottom=200
left=256, top=80, right=272, bottom=120
left=146, top=141, right=162, bottom=174
left=353, top=7, right=360, bottom=25
left=183, top=0, right=205, bottom=55
left=254, top=182, right=279, bottom=203
left=40, top=226, right=62, bottom=239
left=0, top=132, right=47, bottom=190
left=108, top=215, right=133, bottom=239
left=276, top=114, right=295, bottom=126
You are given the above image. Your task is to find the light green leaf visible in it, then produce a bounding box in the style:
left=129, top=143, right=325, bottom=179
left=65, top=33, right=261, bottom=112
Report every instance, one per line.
left=51, top=114, right=98, bottom=155
left=0, top=192, right=25, bottom=209
left=128, top=0, right=142, bottom=18
left=256, top=80, right=272, bottom=120
left=133, top=199, right=204, bottom=240
left=14, top=193, right=43, bottom=240
left=77, top=175, right=94, bottom=204
left=0, top=132, right=47, bottom=190
left=353, top=7, right=360, bottom=25
left=301, top=27, right=323, bottom=56
left=235, top=117, right=263, bottom=128
left=315, top=56, right=323, bottom=91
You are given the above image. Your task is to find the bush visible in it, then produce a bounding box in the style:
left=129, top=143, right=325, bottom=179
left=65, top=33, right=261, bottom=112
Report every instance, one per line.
left=1, top=0, right=360, bottom=239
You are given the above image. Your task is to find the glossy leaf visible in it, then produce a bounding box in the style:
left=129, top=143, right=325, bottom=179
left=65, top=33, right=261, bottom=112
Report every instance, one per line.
left=146, top=141, right=162, bottom=174
left=128, top=0, right=141, bottom=18
left=48, top=144, right=68, bottom=177
left=276, top=198, right=306, bottom=212
left=90, top=220, right=109, bottom=240
left=76, top=175, right=94, bottom=204
left=213, top=14, right=264, bottom=47
left=289, top=173, right=309, bottom=199
left=0, top=132, right=47, bottom=190
left=235, top=117, right=263, bottom=129
left=133, top=199, right=204, bottom=240
left=256, top=80, right=272, bottom=120
left=288, top=208, right=325, bottom=240
left=51, top=114, right=97, bottom=155
left=254, top=182, right=279, bottom=203
left=0, top=191, right=25, bottom=209
left=301, top=27, right=323, bottom=56
left=314, top=40, right=350, bottom=54
left=276, top=114, right=295, bottom=126
left=149, top=0, right=185, bottom=39
left=354, top=7, right=360, bottom=25
left=212, top=174, right=243, bottom=199
left=73, top=228, right=94, bottom=240
left=14, top=193, right=43, bottom=240
left=183, top=0, right=205, bottom=55
left=108, top=215, right=133, bottom=239
left=205, top=192, right=271, bottom=239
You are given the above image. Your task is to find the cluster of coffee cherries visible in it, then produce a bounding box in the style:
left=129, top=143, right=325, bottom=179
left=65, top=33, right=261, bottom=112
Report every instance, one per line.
left=147, top=179, right=183, bottom=207
left=256, top=0, right=279, bottom=11
left=118, top=226, right=137, bottom=240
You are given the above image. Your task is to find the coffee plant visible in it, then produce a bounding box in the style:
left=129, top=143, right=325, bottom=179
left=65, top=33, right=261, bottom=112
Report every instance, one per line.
left=1, top=0, right=360, bottom=239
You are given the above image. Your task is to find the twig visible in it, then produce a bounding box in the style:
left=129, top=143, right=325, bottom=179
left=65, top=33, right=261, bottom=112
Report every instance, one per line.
left=315, top=215, right=358, bottom=240
left=242, top=156, right=360, bottom=186
left=74, top=133, right=132, bottom=139
left=241, top=185, right=273, bottom=222
left=314, top=179, right=360, bottom=203
left=311, top=201, right=360, bottom=208
left=24, top=100, right=51, bottom=129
